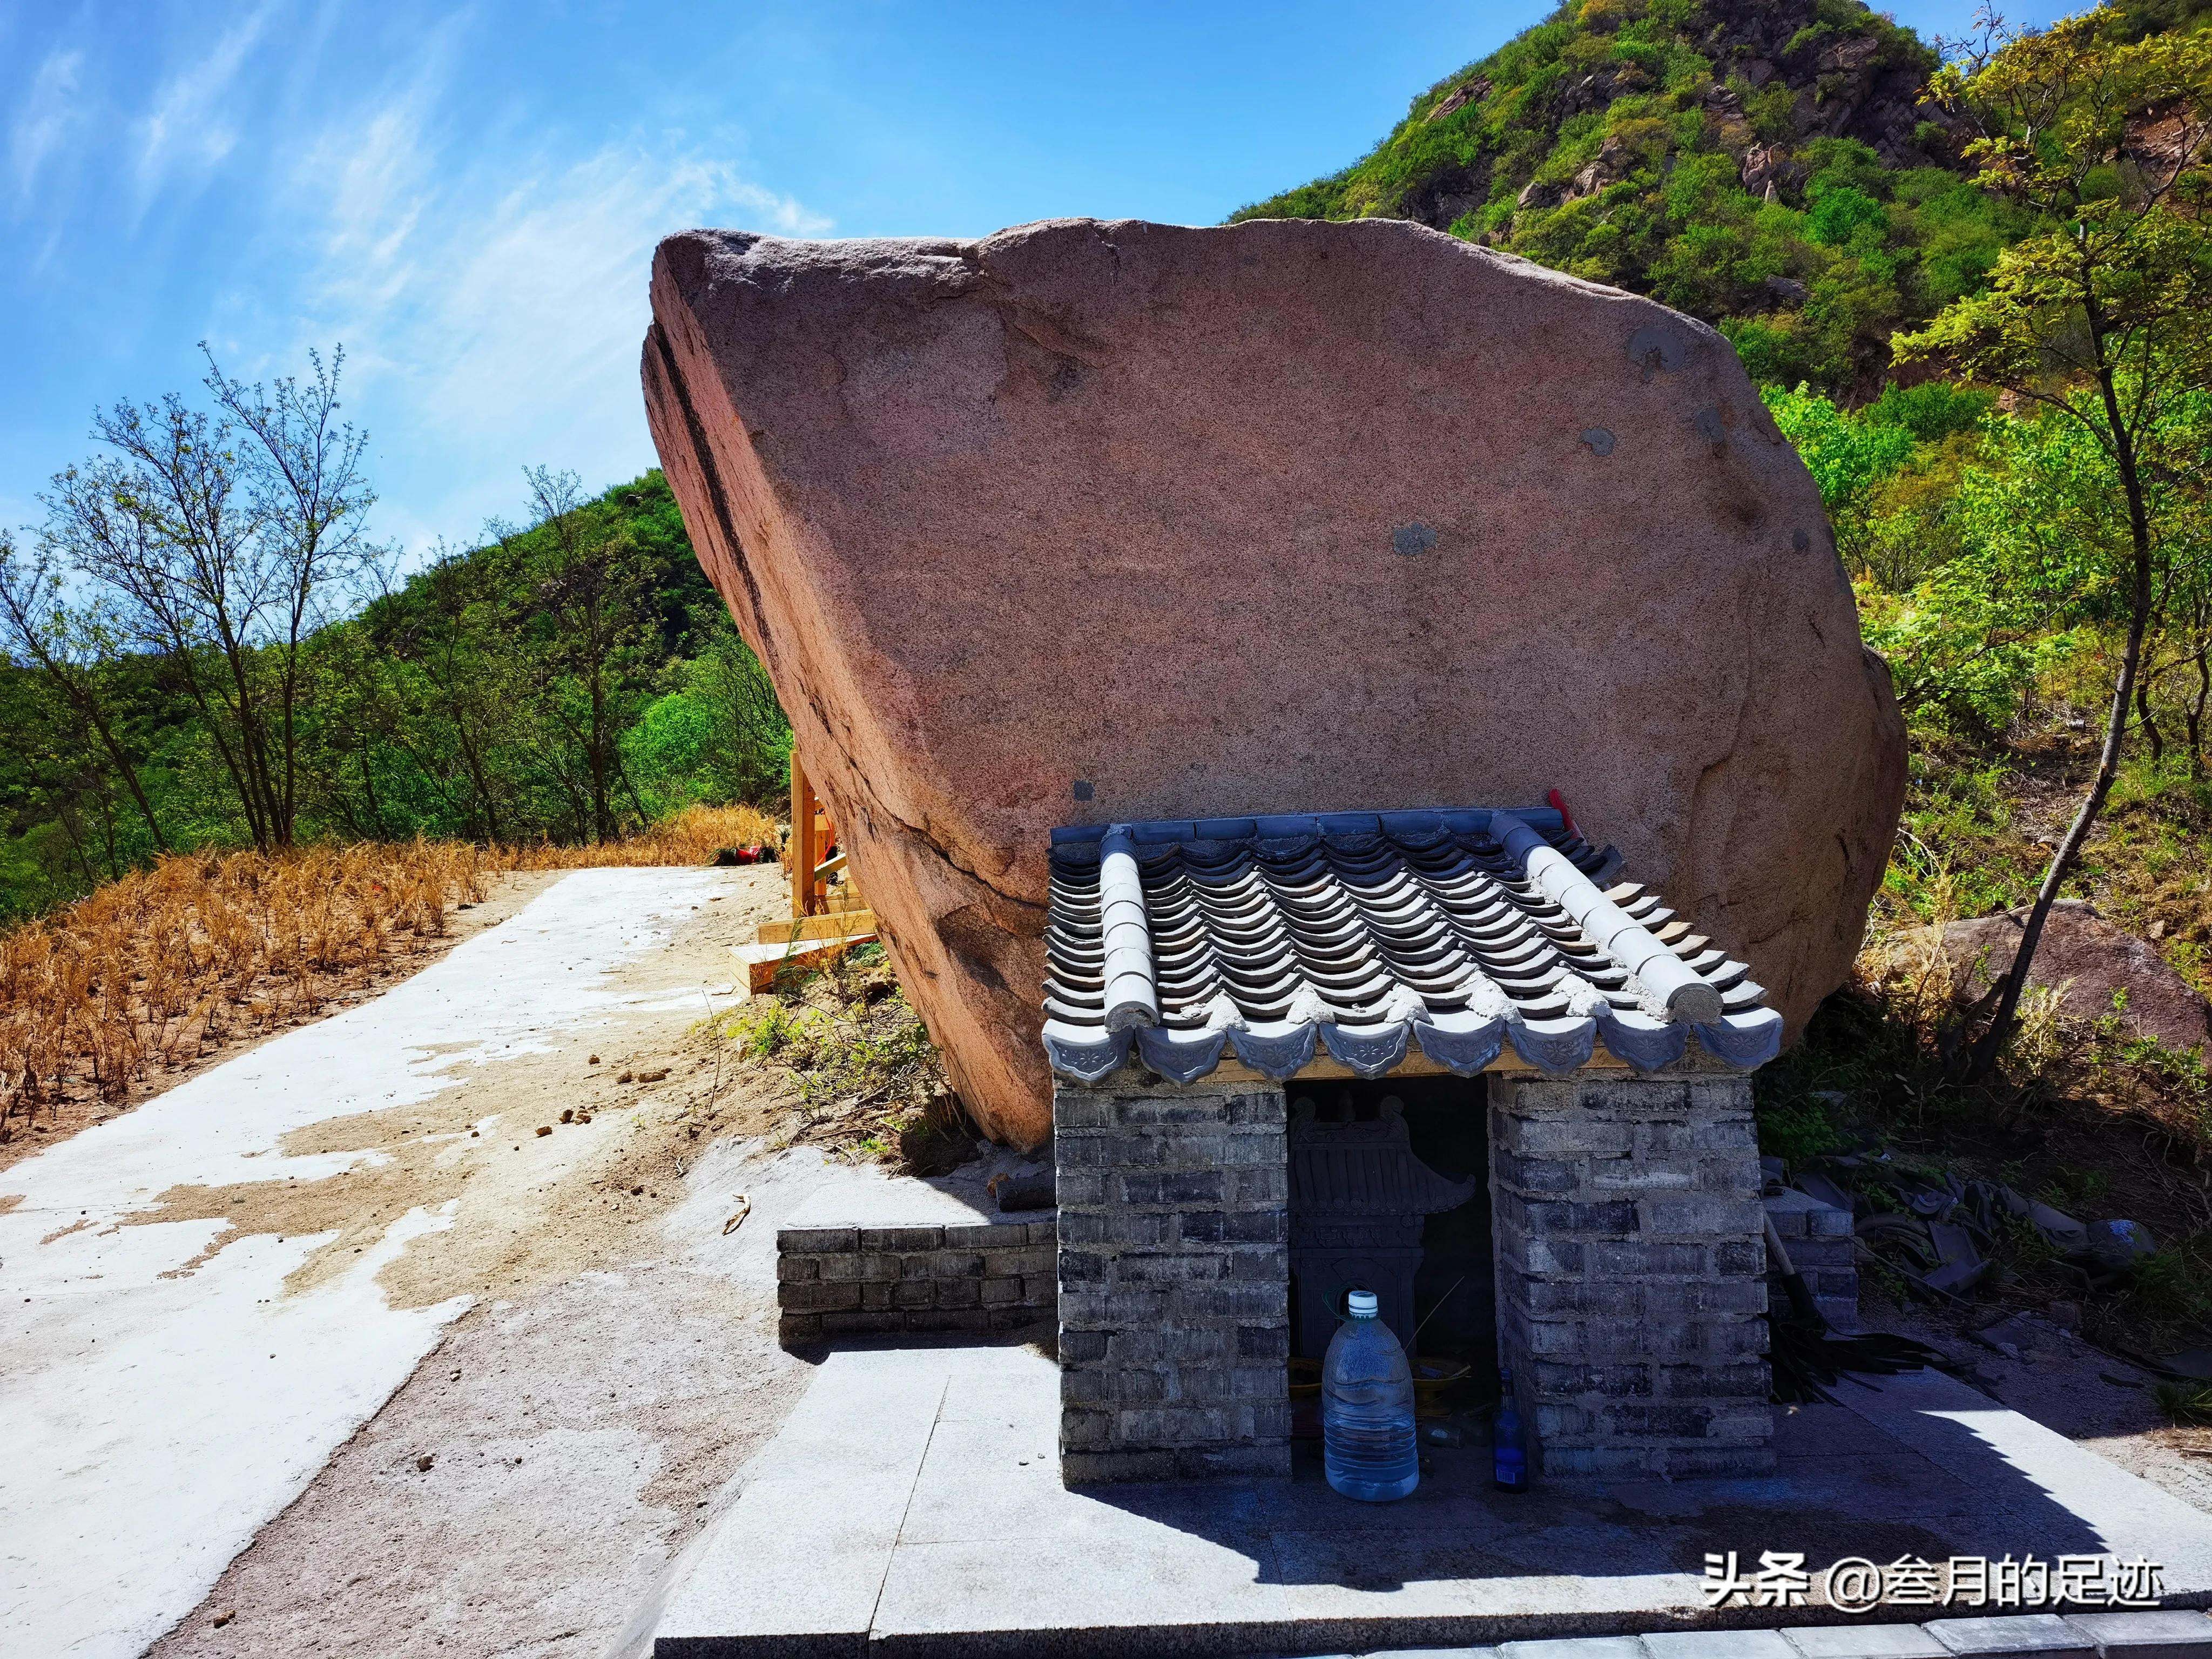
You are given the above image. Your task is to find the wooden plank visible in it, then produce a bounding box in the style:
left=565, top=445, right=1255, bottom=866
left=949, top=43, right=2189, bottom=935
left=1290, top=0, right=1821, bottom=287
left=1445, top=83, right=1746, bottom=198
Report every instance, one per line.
left=732, top=934, right=877, bottom=996
left=758, top=910, right=879, bottom=945
left=812, top=796, right=835, bottom=914
left=789, top=750, right=813, bottom=919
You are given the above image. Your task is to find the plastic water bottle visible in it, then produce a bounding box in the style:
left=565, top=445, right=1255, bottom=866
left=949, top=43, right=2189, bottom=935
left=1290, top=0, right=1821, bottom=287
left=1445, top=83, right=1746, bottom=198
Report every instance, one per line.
left=1322, top=1289, right=1419, bottom=1501
left=1493, top=1366, right=1528, bottom=1492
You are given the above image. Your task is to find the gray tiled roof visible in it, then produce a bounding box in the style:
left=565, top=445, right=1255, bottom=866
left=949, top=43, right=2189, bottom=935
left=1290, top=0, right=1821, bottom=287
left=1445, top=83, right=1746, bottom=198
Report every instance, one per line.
left=1042, top=808, right=1783, bottom=1086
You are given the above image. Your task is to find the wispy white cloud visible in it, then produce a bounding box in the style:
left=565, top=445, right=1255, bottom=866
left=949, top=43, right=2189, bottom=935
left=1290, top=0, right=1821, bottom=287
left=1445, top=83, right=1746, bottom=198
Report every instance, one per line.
left=134, top=2, right=278, bottom=204
left=412, top=151, right=827, bottom=443
left=260, top=46, right=828, bottom=555
left=9, top=46, right=83, bottom=206
left=371, top=150, right=828, bottom=552
left=9, top=4, right=821, bottom=557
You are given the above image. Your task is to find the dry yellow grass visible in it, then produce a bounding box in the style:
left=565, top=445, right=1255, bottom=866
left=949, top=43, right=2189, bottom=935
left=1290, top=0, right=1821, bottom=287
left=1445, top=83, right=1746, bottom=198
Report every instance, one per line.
left=501, top=803, right=778, bottom=871
left=0, top=803, right=781, bottom=1149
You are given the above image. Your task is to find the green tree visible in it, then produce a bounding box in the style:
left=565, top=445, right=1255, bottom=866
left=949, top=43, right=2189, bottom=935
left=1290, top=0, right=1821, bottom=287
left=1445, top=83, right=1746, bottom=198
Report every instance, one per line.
left=1869, top=413, right=2119, bottom=721
left=367, top=541, right=536, bottom=841
left=38, top=347, right=376, bottom=849
left=687, top=625, right=792, bottom=806
left=521, top=468, right=656, bottom=844
left=0, top=530, right=168, bottom=852
left=204, top=345, right=380, bottom=844
left=1893, top=8, right=2212, bottom=1078
left=1763, top=383, right=1919, bottom=574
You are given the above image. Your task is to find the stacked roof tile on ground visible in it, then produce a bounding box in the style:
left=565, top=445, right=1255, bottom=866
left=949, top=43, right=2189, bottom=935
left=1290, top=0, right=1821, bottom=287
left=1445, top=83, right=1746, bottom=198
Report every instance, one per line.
left=1042, top=808, right=1782, bottom=1085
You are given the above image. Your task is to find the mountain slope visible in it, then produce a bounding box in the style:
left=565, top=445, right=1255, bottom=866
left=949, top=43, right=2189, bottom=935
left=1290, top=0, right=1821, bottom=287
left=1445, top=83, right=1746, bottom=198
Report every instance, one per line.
left=1234, top=0, right=2033, bottom=394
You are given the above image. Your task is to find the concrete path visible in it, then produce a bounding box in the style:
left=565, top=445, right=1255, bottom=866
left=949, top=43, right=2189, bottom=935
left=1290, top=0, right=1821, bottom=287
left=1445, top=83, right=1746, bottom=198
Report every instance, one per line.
left=646, top=1348, right=2212, bottom=1658
left=0, top=866, right=786, bottom=1659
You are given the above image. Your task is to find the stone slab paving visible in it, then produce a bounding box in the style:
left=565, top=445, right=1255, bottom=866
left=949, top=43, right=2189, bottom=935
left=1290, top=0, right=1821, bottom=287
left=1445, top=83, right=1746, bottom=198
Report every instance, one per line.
left=2069, top=1610, right=2212, bottom=1655
left=1778, top=1625, right=1955, bottom=1656
left=646, top=1346, right=2212, bottom=1659
left=1352, top=1611, right=2212, bottom=1655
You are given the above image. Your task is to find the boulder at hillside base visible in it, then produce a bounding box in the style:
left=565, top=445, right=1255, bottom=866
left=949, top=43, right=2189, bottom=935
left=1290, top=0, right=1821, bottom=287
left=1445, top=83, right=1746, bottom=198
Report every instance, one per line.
left=642, top=217, right=1908, bottom=1149
left=1941, top=900, right=2211, bottom=1052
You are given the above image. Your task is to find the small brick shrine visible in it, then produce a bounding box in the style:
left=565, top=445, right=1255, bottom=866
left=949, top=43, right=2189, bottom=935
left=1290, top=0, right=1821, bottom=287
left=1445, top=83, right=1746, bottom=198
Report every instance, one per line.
left=1042, top=808, right=1783, bottom=1484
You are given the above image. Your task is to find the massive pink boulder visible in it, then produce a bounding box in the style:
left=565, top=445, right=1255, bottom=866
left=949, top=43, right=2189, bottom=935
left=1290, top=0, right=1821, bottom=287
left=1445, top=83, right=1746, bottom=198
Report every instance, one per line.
left=642, top=217, right=1906, bottom=1149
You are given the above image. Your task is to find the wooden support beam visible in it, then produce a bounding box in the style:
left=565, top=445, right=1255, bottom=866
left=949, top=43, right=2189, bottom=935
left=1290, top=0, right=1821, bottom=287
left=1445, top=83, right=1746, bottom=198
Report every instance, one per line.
left=758, top=910, right=879, bottom=945
left=731, top=934, right=878, bottom=996
left=790, top=749, right=815, bottom=919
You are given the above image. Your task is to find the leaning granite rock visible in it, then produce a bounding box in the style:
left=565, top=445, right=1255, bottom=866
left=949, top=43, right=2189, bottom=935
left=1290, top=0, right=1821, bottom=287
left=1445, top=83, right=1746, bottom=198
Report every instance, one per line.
left=642, top=217, right=1906, bottom=1148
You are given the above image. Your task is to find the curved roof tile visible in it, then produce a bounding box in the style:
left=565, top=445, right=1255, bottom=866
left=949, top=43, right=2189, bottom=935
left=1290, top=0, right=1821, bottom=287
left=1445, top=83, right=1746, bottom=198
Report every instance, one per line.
left=1042, top=807, right=1782, bottom=1085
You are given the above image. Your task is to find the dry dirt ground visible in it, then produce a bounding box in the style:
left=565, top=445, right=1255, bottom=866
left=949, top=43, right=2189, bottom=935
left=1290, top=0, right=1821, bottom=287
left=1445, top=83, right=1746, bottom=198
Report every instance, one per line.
left=142, top=863, right=819, bottom=1659
left=2, top=863, right=895, bottom=1659
left=145, top=1135, right=832, bottom=1659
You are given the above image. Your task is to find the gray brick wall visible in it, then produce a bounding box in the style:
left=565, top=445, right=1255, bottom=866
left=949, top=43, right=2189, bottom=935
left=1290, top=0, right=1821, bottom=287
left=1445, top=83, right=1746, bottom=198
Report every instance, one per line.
left=1491, top=1071, right=1775, bottom=1479
left=1054, top=1070, right=1292, bottom=1483
left=776, top=1220, right=1057, bottom=1345
left=1764, top=1188, right=1858, bottom=1328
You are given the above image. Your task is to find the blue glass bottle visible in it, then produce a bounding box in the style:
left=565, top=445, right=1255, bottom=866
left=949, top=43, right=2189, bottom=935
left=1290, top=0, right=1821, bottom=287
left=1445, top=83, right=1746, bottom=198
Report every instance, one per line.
left=1493, top=1365, right=1528, bottom=1492
left=1321, top=1289, right=1419, bottom=1501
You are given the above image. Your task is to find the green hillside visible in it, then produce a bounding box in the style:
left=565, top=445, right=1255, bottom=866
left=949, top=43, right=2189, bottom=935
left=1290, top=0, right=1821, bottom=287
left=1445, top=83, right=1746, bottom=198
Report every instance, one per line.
left=1235, top=0, right=2048, bottom=393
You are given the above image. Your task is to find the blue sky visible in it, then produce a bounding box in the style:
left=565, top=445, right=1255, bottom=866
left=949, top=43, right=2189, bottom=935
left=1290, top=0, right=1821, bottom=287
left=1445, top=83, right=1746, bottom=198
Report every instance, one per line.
left=2, top=0, right=2073, bottom=563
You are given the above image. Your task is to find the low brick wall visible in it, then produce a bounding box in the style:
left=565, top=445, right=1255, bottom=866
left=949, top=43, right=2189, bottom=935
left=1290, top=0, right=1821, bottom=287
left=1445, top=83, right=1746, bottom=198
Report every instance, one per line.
left=1054, top=1071, right=1292, bottom=1485
left=1764, top=1188, right=1858, bottom=1327
left=1491, top=1070, right=1775, bottom=1480
left=776, top=1220, right=1057, bottom=1345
